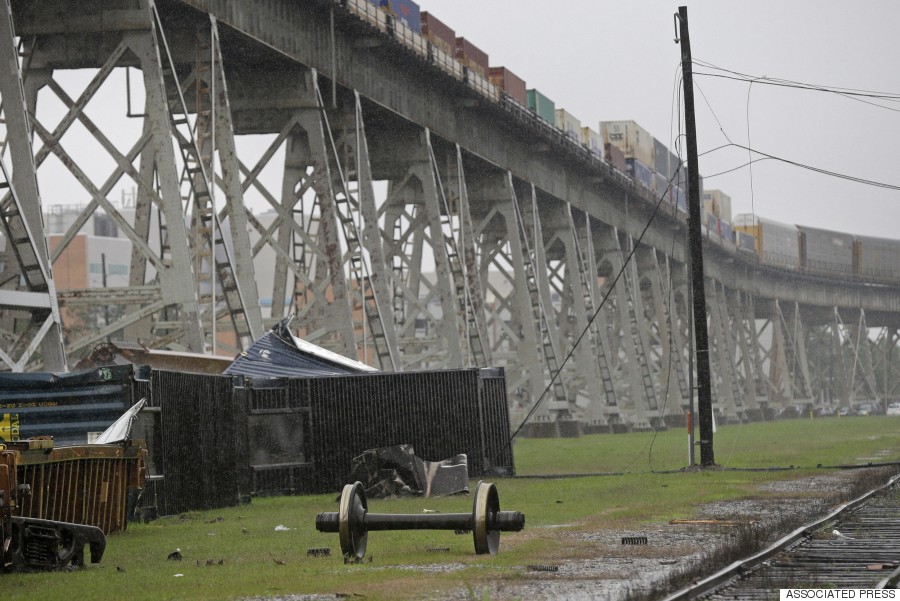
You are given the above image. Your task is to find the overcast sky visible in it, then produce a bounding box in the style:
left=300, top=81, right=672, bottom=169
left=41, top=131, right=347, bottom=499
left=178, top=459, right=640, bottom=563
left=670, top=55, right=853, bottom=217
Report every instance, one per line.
left=418, top=0, right=900, bottom=239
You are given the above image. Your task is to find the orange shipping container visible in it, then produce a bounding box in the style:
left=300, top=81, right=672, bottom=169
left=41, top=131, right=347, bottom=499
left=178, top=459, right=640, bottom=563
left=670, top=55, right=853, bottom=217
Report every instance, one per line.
left=421, top=12, right=455, bottom=56
left=455, top=37, right=488, bottom=76
left=488, top=66, right=526, bottom=105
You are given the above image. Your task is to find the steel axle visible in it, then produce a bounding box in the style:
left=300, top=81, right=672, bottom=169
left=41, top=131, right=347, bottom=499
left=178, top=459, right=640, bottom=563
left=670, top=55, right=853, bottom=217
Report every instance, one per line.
left=316, top=481, right=525, bottom=559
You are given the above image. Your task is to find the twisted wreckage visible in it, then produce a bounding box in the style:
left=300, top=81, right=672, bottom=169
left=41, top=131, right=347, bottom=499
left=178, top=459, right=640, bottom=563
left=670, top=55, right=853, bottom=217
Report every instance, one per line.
left=0, top=409, right=147, bottom=572
left=0, top=319, right=515, bottom=570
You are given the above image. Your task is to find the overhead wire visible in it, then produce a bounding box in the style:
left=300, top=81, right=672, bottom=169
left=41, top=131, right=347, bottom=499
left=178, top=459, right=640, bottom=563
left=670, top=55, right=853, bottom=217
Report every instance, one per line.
left=691, top=143, right=900, bottom=191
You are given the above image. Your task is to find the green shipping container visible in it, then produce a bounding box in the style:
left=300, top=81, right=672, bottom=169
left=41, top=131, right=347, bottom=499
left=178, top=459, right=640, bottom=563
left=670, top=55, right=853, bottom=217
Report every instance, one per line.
left=526, top=88, right=556, bottom=124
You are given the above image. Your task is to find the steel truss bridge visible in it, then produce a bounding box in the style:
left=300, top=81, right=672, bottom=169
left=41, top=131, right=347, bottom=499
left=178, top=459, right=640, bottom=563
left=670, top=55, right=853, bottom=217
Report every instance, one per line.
left=2, top=0, right=899, bottom=433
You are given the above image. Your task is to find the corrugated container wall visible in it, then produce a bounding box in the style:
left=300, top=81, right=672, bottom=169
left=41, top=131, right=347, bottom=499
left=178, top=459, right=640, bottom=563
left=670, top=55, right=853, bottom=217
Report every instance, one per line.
left=488, top=66, right=526, bottom=105
left=797, top=225, right=854, bottom=276
left=421, top=11, right=454, bottom=55
left=734, top=215, right=800, bottom=270
left=555, top=109, right=581, bottom=142
left=604, top=143, right=626, bottom=173
left=855, top=235, right=900, bottom=281
left=527, top=89, right=556, bottom=124
left=581, top=127, right=604, bottom=157
left=600, top=120, right=654, bottom=167
left=702, top=189, right=732, bottom=223
left=455, top=37, right=488, bottom=76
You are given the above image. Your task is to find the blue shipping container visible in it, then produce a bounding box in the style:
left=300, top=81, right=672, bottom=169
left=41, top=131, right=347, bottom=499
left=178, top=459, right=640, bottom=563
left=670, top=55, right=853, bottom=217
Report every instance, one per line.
left=0, top=365, right=134, bottom=444
left=719, top=219, right=733, bottom=243
left=625, top=158, right=653, bottom=190
left=369, top=0, right=421, bottom=32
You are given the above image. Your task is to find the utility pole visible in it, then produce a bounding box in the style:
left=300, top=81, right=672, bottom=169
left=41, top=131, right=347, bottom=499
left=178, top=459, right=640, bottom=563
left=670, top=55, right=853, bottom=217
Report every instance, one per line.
left=676, top=6, right=715, bottom=467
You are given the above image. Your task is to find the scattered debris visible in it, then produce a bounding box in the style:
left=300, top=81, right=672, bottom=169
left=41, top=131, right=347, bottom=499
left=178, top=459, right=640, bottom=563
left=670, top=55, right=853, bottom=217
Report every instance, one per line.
left=344, top=553, right=373, bottom=564
left=207, top=516, right=224, bottom=524
left=527, top=565, right=559, bottom=572
left=174, top=573, right=184, bottom=578
left=116, top=566, right=127, bottom=573
left=167, top=548, right=183, bottom=561
left=269, top=552, right=287, bottom=566
left=274, top=524, right=294, bottom=531
left=832, top=529, right=853, bottom=539
left=346, top=444, right=468, bottom=499
left=669, top=519, right=748, bottom=526
left=621, top=536, right=648, bottom=545
left=426, top=547, right=451, bottom=553
left=241, top=527, right=250, bottom=534
left=307, top=547, right=331, bottom=557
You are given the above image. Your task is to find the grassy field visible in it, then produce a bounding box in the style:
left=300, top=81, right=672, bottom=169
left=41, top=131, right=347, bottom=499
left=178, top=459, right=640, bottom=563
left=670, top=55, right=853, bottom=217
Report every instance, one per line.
left=5, top=416, right=900, bottom=601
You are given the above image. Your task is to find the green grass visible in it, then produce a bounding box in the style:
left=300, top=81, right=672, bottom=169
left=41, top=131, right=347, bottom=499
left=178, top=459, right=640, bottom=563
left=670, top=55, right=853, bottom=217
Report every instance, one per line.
left=4, top=417, right=900, bottom=601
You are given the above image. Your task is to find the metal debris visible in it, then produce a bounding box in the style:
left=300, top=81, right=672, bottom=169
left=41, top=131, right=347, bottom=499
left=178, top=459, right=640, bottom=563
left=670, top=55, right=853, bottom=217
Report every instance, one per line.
left=621, top=536, right=648, bottom=545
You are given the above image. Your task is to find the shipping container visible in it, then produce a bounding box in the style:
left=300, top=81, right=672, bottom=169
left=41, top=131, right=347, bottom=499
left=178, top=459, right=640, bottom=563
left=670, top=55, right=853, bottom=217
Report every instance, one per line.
left=0, top=365, right=134, bottom=445
left=719, top=219, right=734, bottom=244
left=527, top=88, right=556, bottom=124
left=653, top=137, right=670, bottom=177
left=465, top=68, right=500, bottom=102
left=454, top=37, right=488, bottom=76
left=734, top=215, right=800, bottom=270
left=555, top=108, right=581, bottom=142
left=600, top=120, right=654, bottom=166
left=854, top=234, right=900, bottom=281
left=488, top=66, right=526, bottom=105
left=430, top=43, right=464, bottom=80
left=604, top=142, right=626, bottom=173
left=654, top=171, right=669, bottom=200
left=672, top=186, right=687, bottom=212
left=369, top=0, right=421, bottom=33
left=736, top=230, right=757, bottom=253
left=421, top=11, right=454, bottom=55
left=626, top=158, right=653, bottom=190
left=702, top=189, right=733, bottom=223
left=581, top=127, right=604, bottom=157
left=797, top=224, right=854, bottom=276
left=668, top=150, right=681, bottom=179
left=706, top=214, right=719, bottom=239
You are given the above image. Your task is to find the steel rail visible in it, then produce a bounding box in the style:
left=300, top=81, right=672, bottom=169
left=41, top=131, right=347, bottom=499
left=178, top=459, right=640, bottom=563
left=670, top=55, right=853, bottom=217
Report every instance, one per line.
left=662, top=472, right=900, bottom=600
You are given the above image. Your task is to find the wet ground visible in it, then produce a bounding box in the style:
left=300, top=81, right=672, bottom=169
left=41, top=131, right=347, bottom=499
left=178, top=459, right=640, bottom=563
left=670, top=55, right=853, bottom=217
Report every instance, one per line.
left=438, top=470, right=879, bottom=601
left=242, top=468, right=894, bottom=601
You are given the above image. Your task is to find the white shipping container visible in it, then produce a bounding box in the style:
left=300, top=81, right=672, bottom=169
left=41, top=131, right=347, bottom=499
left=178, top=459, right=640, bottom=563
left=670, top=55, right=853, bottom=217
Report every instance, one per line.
left=600, top=120, right=654, bottom=167
left=702, top=189, right=732, bottom=223
left=580, top=127, right=604, bottom=157
left=555, top=109, right=581, bottom=142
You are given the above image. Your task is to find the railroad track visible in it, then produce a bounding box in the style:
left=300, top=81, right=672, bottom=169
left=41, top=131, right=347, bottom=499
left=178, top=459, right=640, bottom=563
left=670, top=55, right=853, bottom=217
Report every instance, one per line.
left=664, top=474, right=900, bottom=600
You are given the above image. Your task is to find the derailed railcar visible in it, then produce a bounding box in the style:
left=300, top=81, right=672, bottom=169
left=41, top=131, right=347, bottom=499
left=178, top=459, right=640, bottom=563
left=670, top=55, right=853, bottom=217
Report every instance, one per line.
left=0, top=444, right=109, bottom=572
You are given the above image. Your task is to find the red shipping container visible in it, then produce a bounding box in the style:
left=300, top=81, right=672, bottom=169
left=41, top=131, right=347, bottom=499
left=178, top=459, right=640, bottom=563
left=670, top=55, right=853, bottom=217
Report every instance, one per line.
left=488, top=67, right=526, bottom=105
left=421, top=12, right=455, bottom=55
left=454, top=37, right=488, bottom=76
left=604, top=143, right=626, bottom=173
